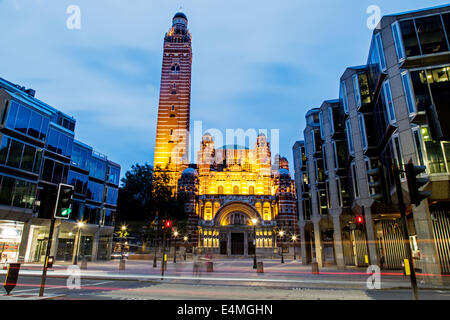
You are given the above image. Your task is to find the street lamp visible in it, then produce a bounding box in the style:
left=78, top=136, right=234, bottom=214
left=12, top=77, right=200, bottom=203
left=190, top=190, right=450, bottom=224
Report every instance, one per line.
left=120, top=225, right=127, bottom=259
left=173, top=230, right=179, bottom=263
left=73, top=221, right=84, bottom=265
left=251, top=218, right=258, bottom=269
left=183, top=235, right=188, bottom=260
left=291, top=235, right=297, bottom=260
left=279, top=230, right=285, bottom=264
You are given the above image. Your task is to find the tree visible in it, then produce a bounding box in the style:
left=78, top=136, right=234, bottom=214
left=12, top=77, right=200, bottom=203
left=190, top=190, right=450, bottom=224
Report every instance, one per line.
left=116, top=163, right=153, bottom=222
left=116, top=164, right=186, bottom=251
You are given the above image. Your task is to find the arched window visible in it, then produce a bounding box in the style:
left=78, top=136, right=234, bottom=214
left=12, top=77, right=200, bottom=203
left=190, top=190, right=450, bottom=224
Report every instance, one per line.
left=171, top=64, right=180, bottom=74
left=249, top=186, right=255, bottom=195
left=218, top=186, right=224, bottom=194
left=233, top=186, right=239, bottom=194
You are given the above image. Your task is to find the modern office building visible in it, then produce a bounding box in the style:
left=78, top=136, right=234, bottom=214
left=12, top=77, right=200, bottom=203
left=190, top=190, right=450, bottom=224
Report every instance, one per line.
left=0, top=77, right=120, bottom=264
left=293, top=5, right=450, bottom=283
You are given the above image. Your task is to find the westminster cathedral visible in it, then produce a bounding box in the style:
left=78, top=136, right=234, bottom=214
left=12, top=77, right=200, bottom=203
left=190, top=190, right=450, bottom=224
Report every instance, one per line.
left=154, top=12, right=298, bottom=256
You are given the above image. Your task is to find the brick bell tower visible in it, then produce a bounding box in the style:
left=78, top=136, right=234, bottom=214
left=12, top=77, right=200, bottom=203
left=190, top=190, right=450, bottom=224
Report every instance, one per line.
left=154, top=12, right=192, bottom=187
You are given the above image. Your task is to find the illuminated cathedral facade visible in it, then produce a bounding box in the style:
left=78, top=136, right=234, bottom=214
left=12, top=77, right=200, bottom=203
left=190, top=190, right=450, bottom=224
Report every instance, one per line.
left=154, top=12, right=298, bottom=256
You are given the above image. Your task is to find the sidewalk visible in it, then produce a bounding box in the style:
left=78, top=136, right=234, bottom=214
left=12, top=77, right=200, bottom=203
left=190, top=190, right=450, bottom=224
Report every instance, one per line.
left=2, top=259, right=449, bottom=290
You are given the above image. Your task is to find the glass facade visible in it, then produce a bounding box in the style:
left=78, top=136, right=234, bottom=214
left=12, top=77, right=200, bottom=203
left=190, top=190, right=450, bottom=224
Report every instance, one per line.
left=0, top=175, right=36, bottom=209
left=46, top=127, right=73, bottom=158
left=398, top=14, right=449, bottom=58
left=0, top=136, right=42, bottom=174
left=71, top=143, right=92, bottom=171
left=90, top=156, right=107, bottom=180
left=6, top=101, right=49, bottom=141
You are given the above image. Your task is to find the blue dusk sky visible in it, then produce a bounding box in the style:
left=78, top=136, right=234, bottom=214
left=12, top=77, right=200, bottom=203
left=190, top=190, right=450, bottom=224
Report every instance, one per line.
left=0, top=0, right=448, bottom=178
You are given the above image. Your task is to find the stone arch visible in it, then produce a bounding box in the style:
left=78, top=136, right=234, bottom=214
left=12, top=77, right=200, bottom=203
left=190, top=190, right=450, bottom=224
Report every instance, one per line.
left=215, top=201, right=261, bottom=226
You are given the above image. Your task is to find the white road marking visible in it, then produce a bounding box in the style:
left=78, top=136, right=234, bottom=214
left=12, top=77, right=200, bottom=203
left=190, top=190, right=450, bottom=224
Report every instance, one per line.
left=11, top=280, right=114, bottom=293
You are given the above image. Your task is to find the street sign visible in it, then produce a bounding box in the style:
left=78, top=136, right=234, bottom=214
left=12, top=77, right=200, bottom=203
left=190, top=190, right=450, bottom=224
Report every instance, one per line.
left=4, top=263, right=21, bottom=295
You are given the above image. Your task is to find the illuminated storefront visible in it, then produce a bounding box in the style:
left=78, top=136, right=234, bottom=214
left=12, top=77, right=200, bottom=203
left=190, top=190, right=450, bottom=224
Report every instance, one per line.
left=0, top=221, right=24, bottom=263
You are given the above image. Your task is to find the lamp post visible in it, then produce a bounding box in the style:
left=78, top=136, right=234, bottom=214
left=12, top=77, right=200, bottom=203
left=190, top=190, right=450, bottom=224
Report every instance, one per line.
left=291, top=235, right=297, bottom=260
left=120, top=225, right=127, bottom=259
left=251, top=218, right=258, bottom=269
left=183, top=236, right=188, bottom=260
left=279, top=230, right=285, bottom=264
left=73, top=221, right=84, bottom=265
left=173, top=230, right=179, bottom=263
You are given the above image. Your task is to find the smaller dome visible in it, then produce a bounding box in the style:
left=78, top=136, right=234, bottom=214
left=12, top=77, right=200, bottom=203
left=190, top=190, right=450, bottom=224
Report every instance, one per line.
left=274, top=168, right=291, bottom=177
left=173, top=12, right=187, bottom=20
left=182, top=168, right=198, bottom=177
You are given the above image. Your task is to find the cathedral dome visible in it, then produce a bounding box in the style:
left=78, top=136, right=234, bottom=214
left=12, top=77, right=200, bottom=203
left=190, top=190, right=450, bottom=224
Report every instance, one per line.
left=181, top=167, right=198, bottom=178
left=173, top=12, right=188, bottom=20
left=274, top=168, right=291, bottom=178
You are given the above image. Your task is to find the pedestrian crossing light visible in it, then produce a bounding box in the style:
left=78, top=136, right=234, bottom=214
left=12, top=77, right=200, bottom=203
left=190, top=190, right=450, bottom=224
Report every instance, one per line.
left=405, top=162, right=431, bottom=206
left=54, top=184, right=74, bottom=219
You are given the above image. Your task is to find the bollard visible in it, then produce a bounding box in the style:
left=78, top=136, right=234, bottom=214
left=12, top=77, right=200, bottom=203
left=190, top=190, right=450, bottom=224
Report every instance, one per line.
left=119, top=258, right=126, bottom=271
left=312, top=262, right=319, bottom=274
left=256, top=262, right=264, bottom=274
left=80, top=258, right=88, bottom=270
left=206, top=261, right=213, bottom=272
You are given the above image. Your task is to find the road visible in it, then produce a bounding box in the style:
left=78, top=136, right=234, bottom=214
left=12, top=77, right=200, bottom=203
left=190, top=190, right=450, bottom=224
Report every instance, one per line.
left=1, top=259, right=449, bottom=300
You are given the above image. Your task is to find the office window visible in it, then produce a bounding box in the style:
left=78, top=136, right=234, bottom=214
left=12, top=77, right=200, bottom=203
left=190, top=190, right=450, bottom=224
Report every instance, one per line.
left=341, top=81, right=349, bottom=114
left=87, top=180, right=104, bottom=202
left=336, top=177, right=342, bottom=207
left=358, top=113, right=368, bottom=150
left=358, top=73, right=372, bottom=105
left=310, top=131, right=315, bottom=154
left=444, top=13, right=450, bottom=45
left=401, top=71, right=416, bottom=114
left=392, top=21, right=406, bottom=61
left=415, top=15, right=449, bottom=55
left=331, top=141, right=338, bottom=170
left=351, top=162, right=359, bottom=198
left=322, top=144, right=328, bottom=172
left=107, top=166, right=120, bottom=185
left=383, top=80, right=396, bottom=123
left=345, top=119, right=354, bottom=155
left=412, top=127, right=425, bottom=167
left=328, top=107, right=334, bottom=136
left=375, top=33, right=387, bottom=71
left=46, top=128, right=73, bottom=158
left=0, top=175, right=36, bottom=209
left=399, top=19, right=421, bottom=57
left=5, top=101, right=49, bottom=141
left=353, top=74, right=361, bottom=108
left=420, top=127, right=446, bottom=174
left=325, top=180, right=331, bottom=209
left=410, top=70, right=431, bottom=112
left=392, top=134, right=405, bottom=179
left=319, top=111, right=324, bottom=139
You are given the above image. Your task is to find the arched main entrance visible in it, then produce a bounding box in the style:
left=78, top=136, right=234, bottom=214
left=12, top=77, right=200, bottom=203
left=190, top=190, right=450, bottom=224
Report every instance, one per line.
left=214, top=202, right=260, bottom=256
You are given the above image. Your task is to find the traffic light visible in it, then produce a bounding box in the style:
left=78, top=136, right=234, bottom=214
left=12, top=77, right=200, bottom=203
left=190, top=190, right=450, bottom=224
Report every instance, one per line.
left=405, top=162, right=432, bottom=206
left=356, top=215, right=364, bottom=225
left=165, top=220, right=172, bottom=229
left=368, top=165, right=387, bottom=203
left=54, top=184, right=74, bottom=219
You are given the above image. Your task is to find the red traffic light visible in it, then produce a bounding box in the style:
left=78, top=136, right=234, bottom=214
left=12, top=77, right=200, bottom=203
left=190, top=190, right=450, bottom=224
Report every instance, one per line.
left=165, top=220, right=172, bottom=228
left=356, top=216, right=364, bottom=224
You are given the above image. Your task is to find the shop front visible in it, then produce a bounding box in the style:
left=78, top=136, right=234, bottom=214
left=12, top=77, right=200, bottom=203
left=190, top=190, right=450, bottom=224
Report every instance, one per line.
left=0, top=220, right=24, bottom=263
